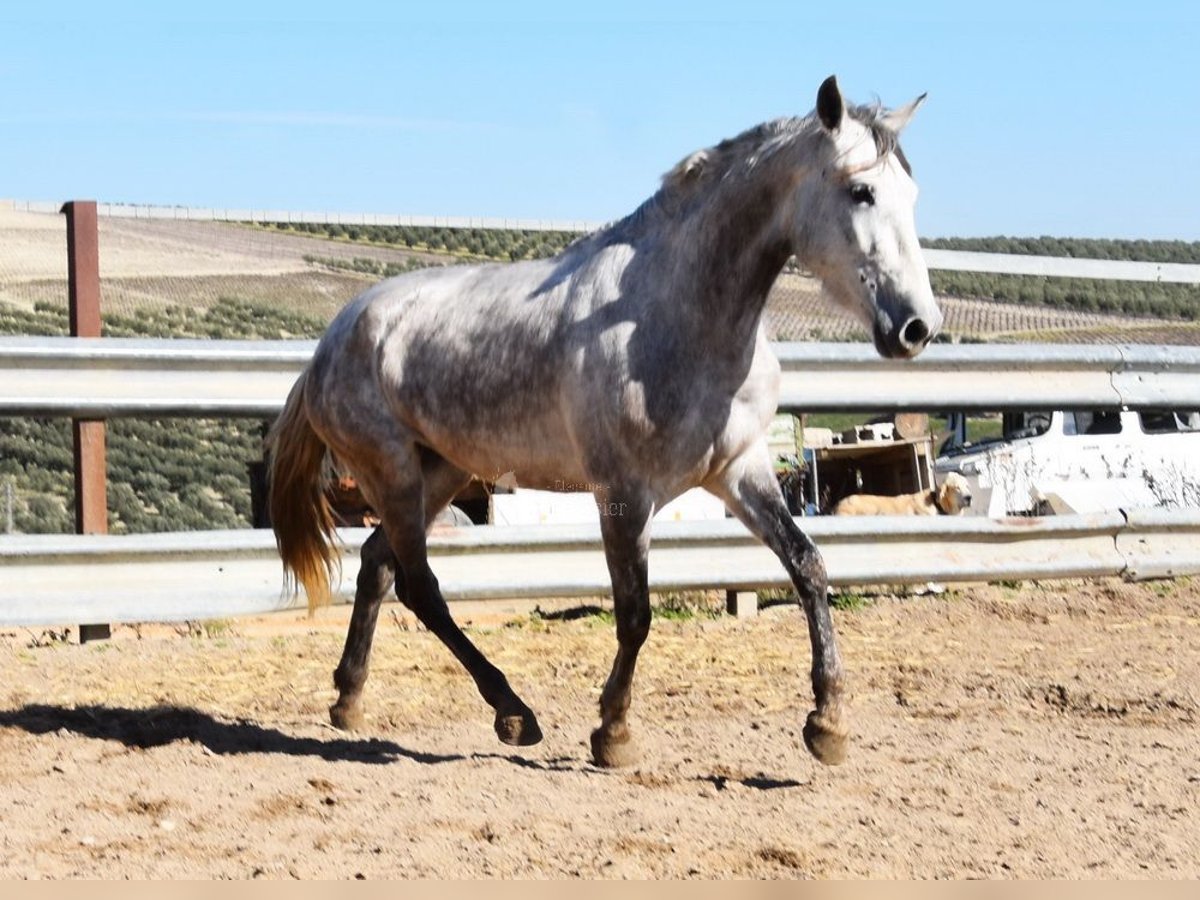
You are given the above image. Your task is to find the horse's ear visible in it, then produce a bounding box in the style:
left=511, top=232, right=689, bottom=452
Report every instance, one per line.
left=817, top=75, right=844, bottom=132
left=881, top=92, right=928, bottom=134
left=664, top=149, right=709, bottom=189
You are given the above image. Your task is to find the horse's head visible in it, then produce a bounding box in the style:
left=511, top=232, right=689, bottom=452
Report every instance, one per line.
left=795, top=75, right=941, bottom=359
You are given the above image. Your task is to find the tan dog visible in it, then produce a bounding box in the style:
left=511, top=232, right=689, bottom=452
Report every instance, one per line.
left=833, top=472, right=973, bottom=516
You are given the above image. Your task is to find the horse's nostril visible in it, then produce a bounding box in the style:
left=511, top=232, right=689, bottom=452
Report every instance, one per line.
left=901, top=317, right=931, bottom=348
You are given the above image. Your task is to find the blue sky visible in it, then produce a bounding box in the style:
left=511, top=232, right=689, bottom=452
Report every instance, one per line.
left=3, top=1, right=1198, bottom=239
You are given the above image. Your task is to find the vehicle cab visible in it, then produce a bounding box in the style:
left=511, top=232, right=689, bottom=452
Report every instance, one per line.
left=936, top=409, right=1200, bottom=516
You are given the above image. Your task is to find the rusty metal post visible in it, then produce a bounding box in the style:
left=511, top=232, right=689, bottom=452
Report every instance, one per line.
left=62, top=200, right=111, bottom=643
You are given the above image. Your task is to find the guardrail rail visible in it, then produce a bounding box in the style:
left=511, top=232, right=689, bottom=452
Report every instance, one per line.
left=4, top=337, right=1200, bottom=417
left=3, top=510, right=1198, bottom=627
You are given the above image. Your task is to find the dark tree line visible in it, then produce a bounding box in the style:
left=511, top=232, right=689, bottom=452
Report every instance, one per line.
left=927, top=271, right=1198, bottom=320
left=922, top=235, right=1200, bottom=264
left=269, top=221, right=580, bottom=262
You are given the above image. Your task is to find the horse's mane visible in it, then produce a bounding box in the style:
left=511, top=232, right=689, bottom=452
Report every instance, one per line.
left=586, top=102, right=910, bottom=246
left=848, top=102, right=911, bottom=176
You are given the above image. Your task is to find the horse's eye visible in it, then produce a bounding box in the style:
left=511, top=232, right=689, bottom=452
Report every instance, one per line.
left=849, top=183, right=875, bottom=206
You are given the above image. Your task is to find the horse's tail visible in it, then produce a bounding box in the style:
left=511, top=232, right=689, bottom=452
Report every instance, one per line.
left=267, top=368, right=337, bottom=613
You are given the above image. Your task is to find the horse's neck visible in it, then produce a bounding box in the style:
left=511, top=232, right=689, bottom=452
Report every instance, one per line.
left=658, top=155, right=807, bottom=353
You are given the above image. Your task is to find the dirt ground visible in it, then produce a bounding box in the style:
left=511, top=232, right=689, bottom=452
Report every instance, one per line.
left=1, top=576, right=1198, bottom=879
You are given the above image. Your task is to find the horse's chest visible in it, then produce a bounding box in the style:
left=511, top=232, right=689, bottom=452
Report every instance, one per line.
left=580, top=366, right=775, bottom=476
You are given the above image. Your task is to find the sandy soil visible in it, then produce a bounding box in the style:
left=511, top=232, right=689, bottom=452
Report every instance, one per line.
left=2, top=577, right=1197, bottom=879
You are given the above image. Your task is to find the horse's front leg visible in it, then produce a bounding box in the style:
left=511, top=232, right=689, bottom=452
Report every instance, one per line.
left=708, top=442, right=849, bottom=765
left=590, top=489, right=654, bottom=768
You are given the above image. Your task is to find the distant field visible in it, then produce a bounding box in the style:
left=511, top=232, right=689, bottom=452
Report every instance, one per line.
left=760, top=273, right=1199, bottom=343
left=3, top=206, right=1186, bottom=343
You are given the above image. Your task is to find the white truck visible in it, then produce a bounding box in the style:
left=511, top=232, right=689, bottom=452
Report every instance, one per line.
left=935, top=409, right=1200, bottom=517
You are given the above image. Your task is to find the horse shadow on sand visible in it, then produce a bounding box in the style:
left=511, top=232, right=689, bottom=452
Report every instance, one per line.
left=0, top=702, right=806, bottom=789
left=0, top=703, right=554, bottom=769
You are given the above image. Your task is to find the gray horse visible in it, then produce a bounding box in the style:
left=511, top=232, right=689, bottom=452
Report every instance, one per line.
left=269, top=75, right=939, bottom=768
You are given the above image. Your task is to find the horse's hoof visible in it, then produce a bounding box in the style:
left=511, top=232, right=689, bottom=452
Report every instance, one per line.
left=590, top=726, right=640, bottom=768
left=803, top=710, right=848, bottom=766
left=494, top=708, right=543, bottom=746
left=329, top=702, right=365, bottom=732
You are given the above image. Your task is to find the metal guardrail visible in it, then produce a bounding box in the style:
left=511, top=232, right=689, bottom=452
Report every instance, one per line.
left=774, top=342, right=1200, bottom=412
left=4, top=337, right=1199, bottom=418
left=0, top=336, right=313, bottom=418
left=3, top=510, right=1197, bottom=627
left=921, top=248, right=1200, bottom=285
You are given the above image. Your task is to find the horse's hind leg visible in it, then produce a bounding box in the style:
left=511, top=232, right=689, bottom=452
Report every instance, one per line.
left=329, top=527, right=394, bottom=731
left=366, top=449, right=542, bottom=747
left=708, top=442, right=848, bottom=766
left=391, top=535, right=543, bottom=746
left=329, top=456, right=471, bottom=732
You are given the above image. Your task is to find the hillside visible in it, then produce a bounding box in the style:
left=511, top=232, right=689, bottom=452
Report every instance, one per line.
left=5, top=205, right=1194, bottom=343
left=2, top=205, right=1199, bottom=536
left=267, top=221, right=1200, bottom=324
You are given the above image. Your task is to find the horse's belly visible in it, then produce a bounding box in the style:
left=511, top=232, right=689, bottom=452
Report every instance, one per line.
left=412, top=414, right=589, bottom=492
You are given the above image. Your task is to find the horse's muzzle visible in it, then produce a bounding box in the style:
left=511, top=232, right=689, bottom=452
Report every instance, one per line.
left=873, top=313, right=938, bottom=359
